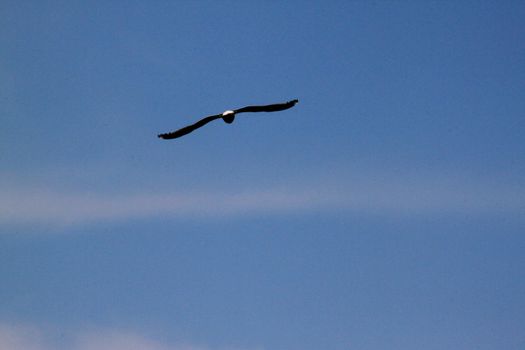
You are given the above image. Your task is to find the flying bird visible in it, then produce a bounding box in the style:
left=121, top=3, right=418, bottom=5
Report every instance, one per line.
left=158, top=99, right=299, bottom=140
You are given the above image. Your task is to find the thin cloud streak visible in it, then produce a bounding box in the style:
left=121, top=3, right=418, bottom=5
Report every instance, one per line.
left=0, top=323, right=235, bottom=350
left=1, top=176, right=523, bottom=228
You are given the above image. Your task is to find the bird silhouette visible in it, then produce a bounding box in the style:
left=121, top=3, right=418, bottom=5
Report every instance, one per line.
left=158, top=99, right=298, bottom=140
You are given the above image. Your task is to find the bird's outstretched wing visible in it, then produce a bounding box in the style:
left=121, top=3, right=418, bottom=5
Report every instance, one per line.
left=158, top=99, right=298, bottom=140
left=234, top=99, right=298, bottom=114
left=158, top=114, right=221, bottom=139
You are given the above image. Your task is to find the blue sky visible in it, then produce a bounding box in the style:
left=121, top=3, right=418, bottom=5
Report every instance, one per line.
left=1, top=1, right=524, bottom=349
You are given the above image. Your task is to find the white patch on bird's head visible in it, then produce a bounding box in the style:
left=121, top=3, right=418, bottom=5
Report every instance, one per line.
left=221, top=110, right=235, bottom=124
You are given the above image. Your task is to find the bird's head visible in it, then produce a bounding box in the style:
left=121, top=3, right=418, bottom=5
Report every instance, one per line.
left=222, top=110, right=235, bottom=124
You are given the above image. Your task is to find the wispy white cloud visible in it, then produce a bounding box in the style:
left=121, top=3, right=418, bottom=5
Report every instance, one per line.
left=71, top=331, right=195, bottom=350
left=1, top=172, right=523, bottom=228
left=0, top=187, right=321, bottom=227
left=0, top=323, right=248, bottom=350
left=0, top=324, right=44, bottom=350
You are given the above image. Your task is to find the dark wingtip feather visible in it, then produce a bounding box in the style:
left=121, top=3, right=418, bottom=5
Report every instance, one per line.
left=158, top=132, right=177, bottom=140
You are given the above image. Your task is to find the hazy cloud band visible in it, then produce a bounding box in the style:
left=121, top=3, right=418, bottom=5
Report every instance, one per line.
left=1, top=177, right=523, bottom=228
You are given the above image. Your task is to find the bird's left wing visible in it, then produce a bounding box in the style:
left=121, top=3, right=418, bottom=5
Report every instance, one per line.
left=158, top=114, right=221, bottom=140
left=234, top=99, right=298, bottom=114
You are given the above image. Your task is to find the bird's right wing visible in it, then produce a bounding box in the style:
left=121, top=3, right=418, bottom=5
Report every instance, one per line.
left=158, top=114, right=221, bottom=140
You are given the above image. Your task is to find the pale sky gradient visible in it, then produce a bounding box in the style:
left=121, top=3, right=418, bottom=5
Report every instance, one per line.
left=1, top=1, right=525, bottom=350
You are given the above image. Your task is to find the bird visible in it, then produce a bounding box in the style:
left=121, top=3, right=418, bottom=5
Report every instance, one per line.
left=158, top=99, right=299, bottom=140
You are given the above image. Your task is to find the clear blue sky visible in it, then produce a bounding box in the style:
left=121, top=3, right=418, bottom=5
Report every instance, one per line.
left=1, top=1, right=524, bottom=349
